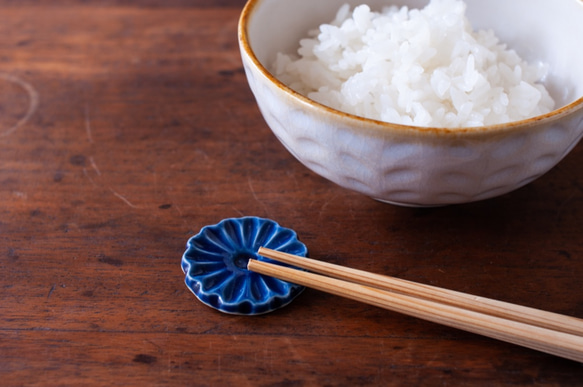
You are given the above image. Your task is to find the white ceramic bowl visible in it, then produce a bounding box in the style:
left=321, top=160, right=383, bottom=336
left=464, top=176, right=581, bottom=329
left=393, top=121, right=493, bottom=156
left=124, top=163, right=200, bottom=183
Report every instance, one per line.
left=238, top=0, right=583, bottom=206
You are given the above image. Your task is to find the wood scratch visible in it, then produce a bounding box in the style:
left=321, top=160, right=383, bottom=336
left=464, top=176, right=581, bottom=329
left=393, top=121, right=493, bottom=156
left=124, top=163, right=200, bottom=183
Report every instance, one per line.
left=78, top=128, right=141, bottom=210
left=218, top=100, right=238, bottom=125
left=89, top=156, right=101, bottom=176
left=84, top=103, right=94, bottom=143
left=110, top=188, right=139, bottom=208
left=83, top=168, right=99, bottom=187
left=247, top=176, right=271, bottom=217
left=0, top=73, right=40, bottom=138
left=173, top=203, right=184, bottom=216
left=173, top=203, right=197, bottom=231
left=231, top=207, right=245, bottom=217
left=247, top=176, right=260, bottom=203
left=318, top=194, right=338, bottom=221
left=12, top=191, right=28, bottom=199
left=47, top=284, right=56, bottom=299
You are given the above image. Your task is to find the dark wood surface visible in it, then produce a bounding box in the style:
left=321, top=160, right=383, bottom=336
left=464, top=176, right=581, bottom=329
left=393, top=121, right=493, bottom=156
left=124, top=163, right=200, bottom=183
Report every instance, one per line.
left=1, top=1, right=582, bottom=385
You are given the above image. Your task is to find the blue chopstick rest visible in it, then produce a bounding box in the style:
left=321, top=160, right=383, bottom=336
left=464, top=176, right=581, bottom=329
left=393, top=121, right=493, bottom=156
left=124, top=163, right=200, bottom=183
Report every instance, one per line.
left=181, top=217, right=308, bottom=315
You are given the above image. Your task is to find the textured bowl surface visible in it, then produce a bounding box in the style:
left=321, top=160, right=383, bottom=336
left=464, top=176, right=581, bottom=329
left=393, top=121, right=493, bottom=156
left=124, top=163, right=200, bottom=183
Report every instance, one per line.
left=181, top=217, right=307, bottom=315
left=239, top=0, right=583, bottom=206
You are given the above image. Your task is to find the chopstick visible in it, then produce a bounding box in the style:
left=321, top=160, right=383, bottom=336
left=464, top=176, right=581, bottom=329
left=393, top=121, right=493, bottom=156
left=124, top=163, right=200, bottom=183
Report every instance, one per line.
left=249, top=248, right=583, bottom=363
left=256, top=247, right=583, bottom=337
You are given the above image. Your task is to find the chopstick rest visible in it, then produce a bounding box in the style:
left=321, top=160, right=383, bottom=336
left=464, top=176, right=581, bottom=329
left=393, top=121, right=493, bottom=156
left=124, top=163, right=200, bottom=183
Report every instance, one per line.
left=250, top=247, right=583, bottom=363
left=181, top=217, right=307, bottom=315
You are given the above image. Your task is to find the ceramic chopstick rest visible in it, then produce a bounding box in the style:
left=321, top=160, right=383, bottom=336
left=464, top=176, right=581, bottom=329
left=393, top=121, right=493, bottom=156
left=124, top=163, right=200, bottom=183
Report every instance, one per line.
left=181, top=217, right=307, bottom=315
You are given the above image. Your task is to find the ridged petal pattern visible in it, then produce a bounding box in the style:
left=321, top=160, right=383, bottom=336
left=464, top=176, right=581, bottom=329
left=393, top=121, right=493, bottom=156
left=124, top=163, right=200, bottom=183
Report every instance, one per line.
left=181, top=217, right=307, bottom=315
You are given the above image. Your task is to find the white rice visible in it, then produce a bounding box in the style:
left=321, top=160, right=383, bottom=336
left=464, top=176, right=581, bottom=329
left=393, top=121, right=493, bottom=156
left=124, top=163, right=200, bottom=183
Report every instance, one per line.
left=273, top=0, right=555, bottom=128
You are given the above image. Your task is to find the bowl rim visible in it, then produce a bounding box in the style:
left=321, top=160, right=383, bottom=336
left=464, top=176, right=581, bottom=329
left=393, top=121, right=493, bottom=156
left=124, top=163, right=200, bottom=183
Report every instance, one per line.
left=238, top=0, right=583, bottom=137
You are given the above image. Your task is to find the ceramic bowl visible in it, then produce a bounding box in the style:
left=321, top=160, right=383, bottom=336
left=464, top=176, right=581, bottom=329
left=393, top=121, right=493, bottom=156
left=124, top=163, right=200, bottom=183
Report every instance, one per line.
left=238, top=0, right=583, bottom=206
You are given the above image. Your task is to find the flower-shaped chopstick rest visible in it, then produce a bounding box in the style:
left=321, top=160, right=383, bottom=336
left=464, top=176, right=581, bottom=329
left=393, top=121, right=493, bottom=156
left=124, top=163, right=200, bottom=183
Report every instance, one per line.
left=181, top=217, right=307, bottom=315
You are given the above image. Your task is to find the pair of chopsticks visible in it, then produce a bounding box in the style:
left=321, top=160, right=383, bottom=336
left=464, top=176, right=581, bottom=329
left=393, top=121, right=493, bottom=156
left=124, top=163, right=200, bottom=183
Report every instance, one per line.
left=249, top=247, right=583, bottom=363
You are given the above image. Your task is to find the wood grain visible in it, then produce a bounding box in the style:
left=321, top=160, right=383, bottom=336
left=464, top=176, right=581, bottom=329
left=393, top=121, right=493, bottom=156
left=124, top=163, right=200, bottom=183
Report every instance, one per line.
left=1, top=1, right=583, bottom=385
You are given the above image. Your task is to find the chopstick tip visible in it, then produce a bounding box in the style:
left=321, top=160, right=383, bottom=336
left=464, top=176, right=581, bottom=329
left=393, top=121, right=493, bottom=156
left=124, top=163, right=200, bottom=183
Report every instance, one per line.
left=247, top=258, right=259, bottom=271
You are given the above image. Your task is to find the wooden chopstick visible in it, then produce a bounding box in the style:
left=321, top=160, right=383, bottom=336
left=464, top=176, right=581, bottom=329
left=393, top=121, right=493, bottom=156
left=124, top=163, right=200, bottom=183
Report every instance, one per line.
left=257, top=247, right=583, bottom=337
left=249, top=249, right=583, bottom=363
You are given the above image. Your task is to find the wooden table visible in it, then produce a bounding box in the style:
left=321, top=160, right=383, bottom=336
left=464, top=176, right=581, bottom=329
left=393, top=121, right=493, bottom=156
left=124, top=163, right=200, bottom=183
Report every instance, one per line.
left=1, top=1, right=582, bottom=385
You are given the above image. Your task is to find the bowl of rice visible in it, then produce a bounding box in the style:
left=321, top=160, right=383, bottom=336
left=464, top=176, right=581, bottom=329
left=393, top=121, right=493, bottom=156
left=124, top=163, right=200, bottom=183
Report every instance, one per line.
left=238, top=0, right=583, bottom=206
